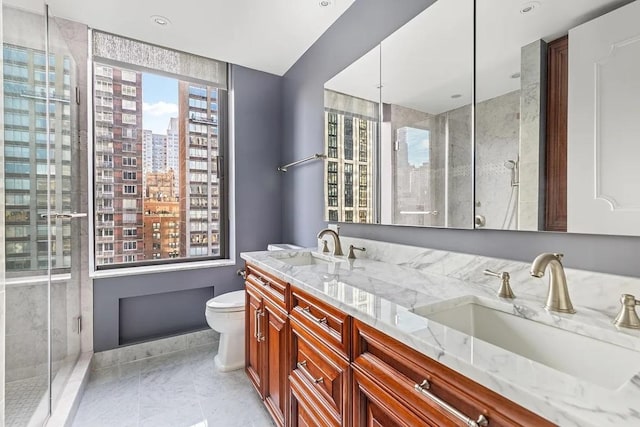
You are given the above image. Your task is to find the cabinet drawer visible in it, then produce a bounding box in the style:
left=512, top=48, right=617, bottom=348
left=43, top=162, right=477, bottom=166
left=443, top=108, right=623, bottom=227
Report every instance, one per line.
left=290, top=372, right=340, bottom=427
left=352, top=320, right=555, bottom=427
left=291, top=318, right=349, bottom=426
left=352, top=365, right=443, bottom=427
left=290, top=286, right=350, bottom=358
left=246, top=264, right=289, bottom=310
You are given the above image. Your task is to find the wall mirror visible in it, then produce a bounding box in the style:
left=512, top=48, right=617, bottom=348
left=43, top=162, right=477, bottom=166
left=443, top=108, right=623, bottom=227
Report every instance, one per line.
left=325, top=0, right=640, bottom=237
left=323, top=0, right=474, bottom=228
left=475, top=0, right=638, bottom=236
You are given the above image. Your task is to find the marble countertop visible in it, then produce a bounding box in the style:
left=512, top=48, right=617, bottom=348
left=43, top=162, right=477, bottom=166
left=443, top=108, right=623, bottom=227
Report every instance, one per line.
left=241, top=237, right=640, bottom=427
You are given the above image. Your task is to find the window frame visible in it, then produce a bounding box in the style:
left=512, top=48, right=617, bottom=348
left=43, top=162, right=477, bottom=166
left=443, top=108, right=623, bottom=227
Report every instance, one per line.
left=89, top=35, right=232, bottom=275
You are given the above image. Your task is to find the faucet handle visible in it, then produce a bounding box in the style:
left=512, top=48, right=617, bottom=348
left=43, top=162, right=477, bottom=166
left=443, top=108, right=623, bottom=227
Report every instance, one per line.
left=348, top=245, right=366, bottom=260
left=483, top=269, right=515, bottom=299
left=321, top=240, right=329, bottom=253
left=613, top=294, right=640, bottom=329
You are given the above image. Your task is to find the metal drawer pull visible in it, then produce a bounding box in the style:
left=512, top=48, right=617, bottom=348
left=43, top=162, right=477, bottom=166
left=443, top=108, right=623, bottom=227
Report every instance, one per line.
left=301, top=306, right=328, bottom=324
left=254, top=310, right=259, bottom=339
left=253, top=276, right=268, bottom=287
left=414, top=380, right=488, bottom=427
left=255, top=310, right=265, bottom=342
left=258, top=309, right=265, bottom=342
left=296, top=361, right=324, bottom=384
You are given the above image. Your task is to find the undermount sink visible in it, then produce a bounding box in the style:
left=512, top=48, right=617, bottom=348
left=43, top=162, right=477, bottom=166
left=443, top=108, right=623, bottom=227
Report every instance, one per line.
left=412, top=299, right=640, bottom=390
left=269, top=251, right=344, bottom=266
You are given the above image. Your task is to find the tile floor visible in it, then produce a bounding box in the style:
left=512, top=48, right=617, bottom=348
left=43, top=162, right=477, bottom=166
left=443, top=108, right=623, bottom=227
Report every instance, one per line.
left=5, top=375, right=48, bottom=427
left=72, top=345, right=275, bottom=427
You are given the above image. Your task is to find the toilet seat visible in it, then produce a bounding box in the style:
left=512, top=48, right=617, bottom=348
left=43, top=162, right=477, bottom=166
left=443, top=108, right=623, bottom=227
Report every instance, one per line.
left=206, top=290, right=245, bottom=312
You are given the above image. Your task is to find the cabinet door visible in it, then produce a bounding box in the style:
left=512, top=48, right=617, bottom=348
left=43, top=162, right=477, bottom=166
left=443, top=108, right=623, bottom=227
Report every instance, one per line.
left=245, top=284, right=263, bottom=396
left=263, top=298, right=289, bottom=427
left=352, top=368, right=438, bottom=427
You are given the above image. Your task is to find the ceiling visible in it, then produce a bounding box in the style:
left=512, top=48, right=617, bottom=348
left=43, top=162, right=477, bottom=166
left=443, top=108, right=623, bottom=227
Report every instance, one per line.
left=4, top=0, right=354, bottom=76
left=325, top=0, right=631, bottom=115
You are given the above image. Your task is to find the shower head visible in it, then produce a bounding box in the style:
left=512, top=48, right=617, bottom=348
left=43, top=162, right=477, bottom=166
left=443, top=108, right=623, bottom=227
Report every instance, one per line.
left=504, top=160, right=517, bottom=169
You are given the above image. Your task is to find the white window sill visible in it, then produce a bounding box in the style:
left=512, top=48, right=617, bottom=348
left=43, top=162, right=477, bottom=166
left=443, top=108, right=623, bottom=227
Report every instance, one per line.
left=90, top=258, right=237, bottom=279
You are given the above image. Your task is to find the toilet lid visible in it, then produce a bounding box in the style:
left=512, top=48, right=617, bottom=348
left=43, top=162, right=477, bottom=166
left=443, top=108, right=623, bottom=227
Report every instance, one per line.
left=206, top=290, right=245, bottom=311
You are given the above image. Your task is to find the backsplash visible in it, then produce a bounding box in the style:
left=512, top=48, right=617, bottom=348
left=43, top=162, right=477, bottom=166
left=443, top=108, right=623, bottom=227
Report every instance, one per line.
left=338, top=236, right=640, bottom=322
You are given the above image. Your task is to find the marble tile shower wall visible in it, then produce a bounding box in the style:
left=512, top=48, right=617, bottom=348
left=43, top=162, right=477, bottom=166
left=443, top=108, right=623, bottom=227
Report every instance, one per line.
left=475, top=91, right=521, bottom=229
left=5, top=281, right=70, bottom=382
left=426, top=104, right=473, bottom=229
left=518, top=40, right=545, bottom=231
left=440, top=104, right=473, bottom=228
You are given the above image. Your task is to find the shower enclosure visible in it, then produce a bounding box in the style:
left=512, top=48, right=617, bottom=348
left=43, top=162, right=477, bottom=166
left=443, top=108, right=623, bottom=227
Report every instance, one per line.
left=2, top=2, right=88, bottom=425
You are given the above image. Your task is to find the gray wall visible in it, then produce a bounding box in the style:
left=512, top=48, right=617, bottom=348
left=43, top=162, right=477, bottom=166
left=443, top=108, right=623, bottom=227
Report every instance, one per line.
left=281, top=0, right=640, bottom=278
left=94, top=65, right=284, bottom=351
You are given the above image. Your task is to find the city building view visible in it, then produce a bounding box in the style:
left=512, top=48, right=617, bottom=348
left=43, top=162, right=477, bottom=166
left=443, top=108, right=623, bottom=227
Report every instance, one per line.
left=3, top=44, right=73, bottom=273
left=324, top=89, right=377, bottom=223
left=93, top=65, right=223, bottom=267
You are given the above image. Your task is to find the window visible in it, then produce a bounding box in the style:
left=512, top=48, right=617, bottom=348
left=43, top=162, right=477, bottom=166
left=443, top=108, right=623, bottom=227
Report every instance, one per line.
left=122, top=199, right=137, bottom=210
left=328, top=113, right=338, bottom=158
left=344, top=163, right=353, bottom=207
left=122, top=128, right=136, bottom=139
left=98, top=228, right=114, bottom=237
left=95, top=80, right=113, bottom=93
left=122, top=157, right=137, bottom=167
left=95, top=66, right=113, bottom=78
left=122, top=99, right=136, bottom=111
left=96, top=111, right=113, bottom=123
left=123, top=228, right=137, bottom=236
left=121, top=85, right=136, bottom=97
left=327, top=161, right=338, bottom=207
left=323, top=92, right=377, bottom=223
left=122, top=113, right=136, bottom=125
left=123, top=241, right=137, bottom=251
left=123, top=185, right=136, bottom=194
left=359, top=121, right=368, bottom=162
left=122, top=213, right=137, bottom=223
left=92, top=35, right=228, bottom=270
left=121, top=70, right=137, bottom=82
left=344, top=117, right=353, bottom=160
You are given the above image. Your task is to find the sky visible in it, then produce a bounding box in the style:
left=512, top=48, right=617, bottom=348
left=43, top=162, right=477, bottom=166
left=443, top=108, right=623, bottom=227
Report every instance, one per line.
left=142, top=73, right=178, bottom=135
left=403, top=127, right=430, bottom=167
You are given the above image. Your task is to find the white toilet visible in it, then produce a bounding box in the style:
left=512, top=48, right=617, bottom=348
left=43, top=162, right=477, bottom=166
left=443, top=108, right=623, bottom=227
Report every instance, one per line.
left=205, top=290, right=246, bottom=372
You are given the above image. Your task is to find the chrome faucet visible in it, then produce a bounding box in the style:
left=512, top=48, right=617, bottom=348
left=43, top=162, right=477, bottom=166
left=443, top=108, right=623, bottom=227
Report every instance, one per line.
left=347, top=245, right=366, bottom=260
left=483, top=269, right=515, bottom=299
left=530, top=253, right=576, bottom=314
left=613, top=294, right=640, bottom=329
left=317, top=228, right=343, bottom=256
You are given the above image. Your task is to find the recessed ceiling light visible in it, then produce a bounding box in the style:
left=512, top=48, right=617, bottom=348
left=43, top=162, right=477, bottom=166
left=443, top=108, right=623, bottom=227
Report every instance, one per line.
left=520, top=1, right=540, bottom=14
left=451, top=94, right=462, bottom=99
left=319, top=0, right=332, bottom=7
left=511, top=72, right=521, bottom=79
left=151, top=15, right=171, bottom=26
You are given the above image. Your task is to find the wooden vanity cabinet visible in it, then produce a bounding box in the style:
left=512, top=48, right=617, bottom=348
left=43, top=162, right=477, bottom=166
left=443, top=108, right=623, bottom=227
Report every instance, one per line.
left=244, top=263, right=555, bottom=427
left=245, top=265, right=289, bottom=427
left=352, top=320, right=556, bottom=427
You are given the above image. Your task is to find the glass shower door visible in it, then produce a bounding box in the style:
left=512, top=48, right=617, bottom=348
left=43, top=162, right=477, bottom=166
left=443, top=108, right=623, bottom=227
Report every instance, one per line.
left=45, top=6, right=85, bottom=417
left=2, top=2, right=84, bottom=425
